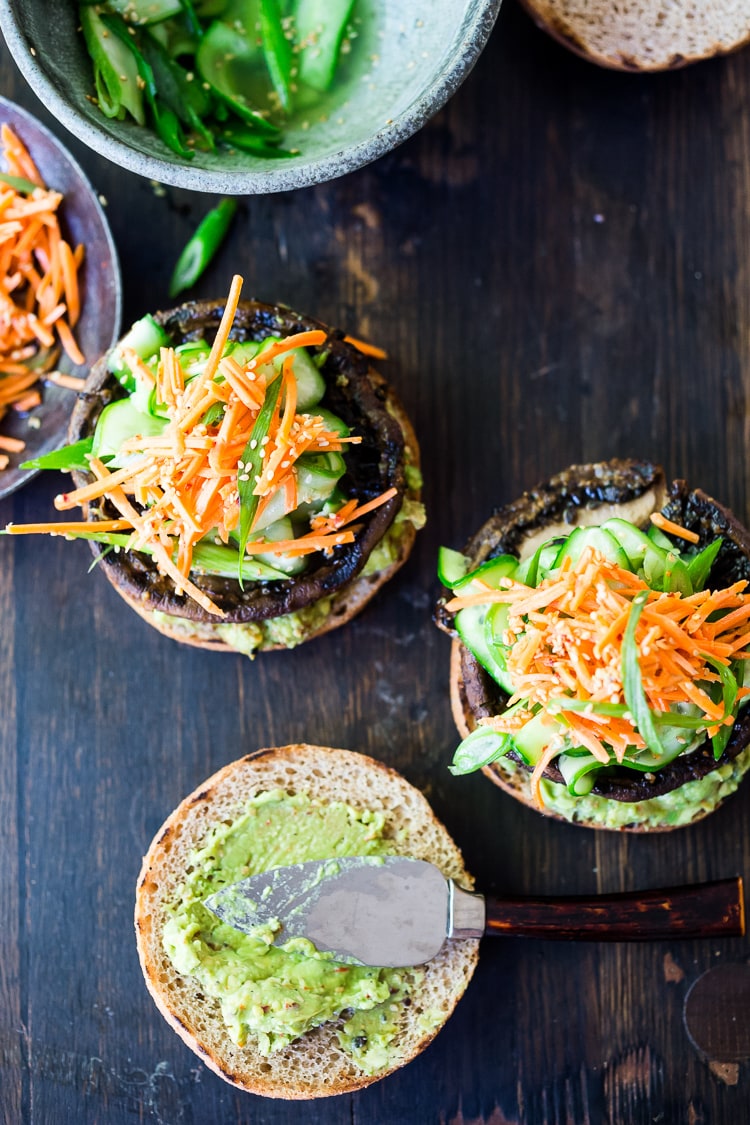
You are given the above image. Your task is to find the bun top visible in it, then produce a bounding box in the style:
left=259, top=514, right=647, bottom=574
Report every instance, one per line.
left=520, top=0, right=750, bottom=71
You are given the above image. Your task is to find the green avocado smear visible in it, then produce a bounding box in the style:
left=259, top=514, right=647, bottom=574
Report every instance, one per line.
left=162, top=790, right=423, bottom=1074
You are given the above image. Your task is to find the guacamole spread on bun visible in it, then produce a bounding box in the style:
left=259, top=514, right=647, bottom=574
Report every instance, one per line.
left=135, top=745, right=479, bottom=1099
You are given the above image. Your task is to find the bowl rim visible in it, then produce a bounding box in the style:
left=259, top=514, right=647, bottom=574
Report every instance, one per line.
left=0, top=0, right=503, bottom=195
left=0, top=93, right=122, bottom=500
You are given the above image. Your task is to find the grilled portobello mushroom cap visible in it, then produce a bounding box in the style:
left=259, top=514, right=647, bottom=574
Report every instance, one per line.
left=439, top=459, right=750, bottom=817
left=68, top=298, right=418, bottom=630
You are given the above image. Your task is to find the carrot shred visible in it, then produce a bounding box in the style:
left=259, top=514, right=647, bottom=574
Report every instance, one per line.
left=0, top=125, right=85, bottom=461
left=0, top=434, right=25, bottom=453
left=343, top=334, right=388, bottom=361
left=11, top=390, right=41, bottom=412
left=649, top=512, right=701, bottom=544
left=5, top=519, right=130, bottom=535
left=46, top=371, right=86, bottom=392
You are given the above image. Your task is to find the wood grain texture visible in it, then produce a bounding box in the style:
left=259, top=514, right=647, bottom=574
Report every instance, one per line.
left=2, top=1, right=750, bottom=1120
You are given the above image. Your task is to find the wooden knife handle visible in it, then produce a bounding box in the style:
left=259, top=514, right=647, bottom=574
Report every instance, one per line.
left=484, top=877, right=744, bottom=941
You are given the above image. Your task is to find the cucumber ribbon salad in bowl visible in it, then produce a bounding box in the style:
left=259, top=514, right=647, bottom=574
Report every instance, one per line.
left=440, top=516, right=750, bottom=806
left=5, top=275, right=422, bottom=654
left=79, top=0, right=359, bottom=159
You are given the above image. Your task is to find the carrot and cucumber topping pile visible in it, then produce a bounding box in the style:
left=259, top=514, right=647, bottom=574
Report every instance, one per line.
left=4, top=275, right=395, bottom=615
left=0, top=124, right=85, bottom=468
left=441, top=517, right=750, bottom=805
left=79, top=0, right=358, bottom=160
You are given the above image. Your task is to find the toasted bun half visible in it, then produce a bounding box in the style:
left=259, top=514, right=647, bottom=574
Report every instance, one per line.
left=135, top=745, right=479, bottom=1098
left=444, top=459, right=750, bottom=832
left=519, top=0, right=750, bottom=71
left=69, top=299, right=422, bottom=656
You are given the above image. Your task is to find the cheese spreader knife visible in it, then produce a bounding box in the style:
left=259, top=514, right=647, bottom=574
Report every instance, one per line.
left=203, top=857, right=745, bottom=968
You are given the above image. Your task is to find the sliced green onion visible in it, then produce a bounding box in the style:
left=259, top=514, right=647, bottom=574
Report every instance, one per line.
left=39, top=529, right=291, bottom=582
left=140, top=30, right=215, bottom=149
left=449, top=726, right=511, bottom=776
left=703, top=654, right=740, bottom=760
left=295, top=0, right=356, bottom=93
left=622, top=590, right=667, bottom=759
left=546, top=698, right=629, bottom=718
left=105, top=0, right=183, bottom=23
left=236, top=373, right=282, bottom=583
left=80, top=5, right=146, bottom=124
left=219, top=127, right=295, bottom=157
left=0, top=171, right=38, bottom=194
left=687, top=537, right=723, bottom=592
left=169, top=198, right=238, bottom=298
left=201, top=402, right=226, bottom=426
left=259, top=0, right=293, bottom=112
left=100, top=13, right=194, bottom=158
left=20, top=438, right=94, bottom=473
left=663, top=552, right=693, bottom=595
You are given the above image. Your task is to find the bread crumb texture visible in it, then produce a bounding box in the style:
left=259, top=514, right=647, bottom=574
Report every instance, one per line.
left=135, top=745, right=479, bottom=1098
left=523, top=0, right=750, bottom=70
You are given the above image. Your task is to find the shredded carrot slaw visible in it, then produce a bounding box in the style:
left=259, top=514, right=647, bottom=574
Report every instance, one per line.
left=448, top=546, right=750, bottom=806
left=0, top=124, right=85, bottom=463
left=6, top=276, right=397, bottom=614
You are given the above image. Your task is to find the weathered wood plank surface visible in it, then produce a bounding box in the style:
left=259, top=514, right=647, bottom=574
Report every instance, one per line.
left=2, top=2, right=750, bottom=1121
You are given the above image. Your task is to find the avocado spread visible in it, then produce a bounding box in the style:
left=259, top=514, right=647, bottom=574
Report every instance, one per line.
left=162, top=790, right=421, bottom=1073
left=497, top=744, right=750, bottom=828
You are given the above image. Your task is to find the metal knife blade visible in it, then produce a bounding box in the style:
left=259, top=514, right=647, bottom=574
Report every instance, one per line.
left=203, top=856, right=485, bottom=967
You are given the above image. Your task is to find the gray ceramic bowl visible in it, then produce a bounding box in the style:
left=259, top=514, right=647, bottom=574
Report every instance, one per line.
left=0, top=96, right=121, bottom=500
left=0, top=0, right=502, bottom=195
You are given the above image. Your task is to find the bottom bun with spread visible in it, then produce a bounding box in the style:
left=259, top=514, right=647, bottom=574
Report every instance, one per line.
left=437, top=459, right=750, bottom=832
left=135, top=744, right=479, bottom=1098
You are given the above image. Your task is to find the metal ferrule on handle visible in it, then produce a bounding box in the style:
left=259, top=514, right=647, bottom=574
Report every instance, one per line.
left=449, top=882, right=486, bottom=939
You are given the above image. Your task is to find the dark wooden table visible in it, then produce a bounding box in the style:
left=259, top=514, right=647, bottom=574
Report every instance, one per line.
left=2, top=4, right=750, bottom=1122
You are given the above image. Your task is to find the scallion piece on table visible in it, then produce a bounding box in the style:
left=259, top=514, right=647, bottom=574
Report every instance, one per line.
left=169, top=197, right=238, bottom=297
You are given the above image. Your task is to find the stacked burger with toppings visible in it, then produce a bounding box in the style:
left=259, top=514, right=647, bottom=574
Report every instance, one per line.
left=7, top=277, right=423, bottom=655
left=437, top=459, right=750, bottom=831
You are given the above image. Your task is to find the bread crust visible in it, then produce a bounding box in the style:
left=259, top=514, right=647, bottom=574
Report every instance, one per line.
left=519, top=0, right=750, bottom=72
left=135, top=745, right=479, bottom=1098
left=444, top=460, right=750, bottom=831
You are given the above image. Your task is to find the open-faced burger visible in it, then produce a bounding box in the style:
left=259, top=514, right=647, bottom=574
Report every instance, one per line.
left=7, top=276, right=423, bottom=656
left=436, top=459, right=750, bottom=831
